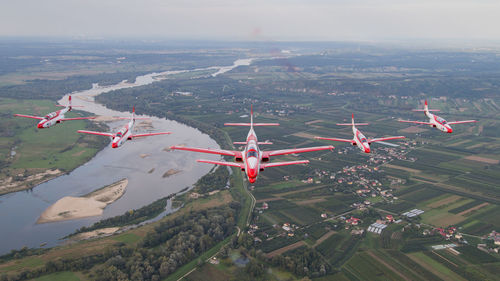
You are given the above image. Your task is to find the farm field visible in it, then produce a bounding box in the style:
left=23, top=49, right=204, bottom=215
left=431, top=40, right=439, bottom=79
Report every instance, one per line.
left=0, top=98, right=107, bottom=195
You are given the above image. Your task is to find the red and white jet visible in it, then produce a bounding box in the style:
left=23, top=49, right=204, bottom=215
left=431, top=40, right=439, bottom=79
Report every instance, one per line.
left=77, top=107, right=171, bottom=148
left=14, top=95, right=95, bottom=128
left=399, top=100, right=477, bottom=133
left=170, top=106, right=334, bottom=183
left=315, top=114, right=405, bottom=153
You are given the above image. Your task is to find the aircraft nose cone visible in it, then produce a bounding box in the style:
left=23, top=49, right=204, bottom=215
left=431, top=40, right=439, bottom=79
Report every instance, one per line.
left=364, top=147, right=371, bottom=153
left=247, top=168, right=257, bottom=179
left=248, top=177, right=256, bottom=183
left=37, top=123, right=44, bottom=129
left=112, top=142, right=118, bottom=148
left=447, top=128, right=453, bottom=133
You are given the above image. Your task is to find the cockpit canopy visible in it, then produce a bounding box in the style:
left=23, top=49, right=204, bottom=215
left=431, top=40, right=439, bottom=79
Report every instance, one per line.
left=358, top=132, right=368, bottom=143
left=116, top=128, right=127, bottom=138
left=436, top=116, right=447, bottom=124
left=44, top=112, right=57, bottom=119
left=247, top=150, right=258, bottom=158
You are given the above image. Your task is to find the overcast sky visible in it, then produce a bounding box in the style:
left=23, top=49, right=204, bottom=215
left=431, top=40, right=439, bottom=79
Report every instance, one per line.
left=2, top=0, right=500, bottom=42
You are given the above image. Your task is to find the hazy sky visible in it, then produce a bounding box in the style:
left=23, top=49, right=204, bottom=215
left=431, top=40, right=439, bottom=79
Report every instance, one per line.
left=2, top=0, right=500, bottom=42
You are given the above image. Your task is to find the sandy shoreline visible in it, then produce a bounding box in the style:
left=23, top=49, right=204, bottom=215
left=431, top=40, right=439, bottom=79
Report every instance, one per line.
left=72, top=227, right=120, bottom=241
left=37, top=178, right=128, bottom=224
left=0, top=169, right=62, bottom=196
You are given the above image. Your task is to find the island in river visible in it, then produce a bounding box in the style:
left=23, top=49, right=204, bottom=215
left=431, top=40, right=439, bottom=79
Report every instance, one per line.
left=37, top=178, right=128, bottom=224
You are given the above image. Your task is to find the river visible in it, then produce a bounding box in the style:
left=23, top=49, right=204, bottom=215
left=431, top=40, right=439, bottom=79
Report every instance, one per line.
left=0, top=59, right=252, bottom=254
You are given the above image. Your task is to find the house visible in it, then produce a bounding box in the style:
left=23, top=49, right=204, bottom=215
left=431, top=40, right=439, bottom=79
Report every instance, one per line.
left=386, top=215, right=394, bottom=222
left=346, top=217, right=360, bottom=225
left=282, top=223, right=292, bottom=232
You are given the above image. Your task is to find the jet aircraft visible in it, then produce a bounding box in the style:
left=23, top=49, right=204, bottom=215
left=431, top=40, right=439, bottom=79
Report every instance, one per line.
left=399, top=100, right=477, bottom=133
left=170, top=106, right=334, bottom=183
left=14, top=96, right=95, bottom=128
left=315, top=114, right=405, bottom=153
left=77, top=107, right=171, bottom=148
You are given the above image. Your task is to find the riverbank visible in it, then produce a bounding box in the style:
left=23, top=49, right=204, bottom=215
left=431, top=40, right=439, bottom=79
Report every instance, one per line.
left=37, top=178, right=128, bottom=224
left=0, top=169, right=62, bottom=196
left=0, top=98, right=110, bottom=196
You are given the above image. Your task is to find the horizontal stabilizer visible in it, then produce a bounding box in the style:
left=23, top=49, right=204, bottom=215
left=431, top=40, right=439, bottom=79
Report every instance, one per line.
left=56, top=105, right=83, bottom=107
left=117, top=117, right=149, bottom=120
left=233, top=141, right=273, bottom=145
left=336, top=123, right=369, bottom=126
left=224, top=123, right=280, bottom=126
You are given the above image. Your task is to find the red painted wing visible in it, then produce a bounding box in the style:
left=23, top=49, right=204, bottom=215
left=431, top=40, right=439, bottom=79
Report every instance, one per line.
left=368, top=136, right=405, bottom=143
left=170, top=146, right=239, bottom=157
left=262, top=160, right=309, bottom=168
left=77, top=130, right=114, bottom=137
left=61, top=117, right=96, bottom=121
left=14, top=114, right=44, bottom=120
left=197, top=159, right=243, bottom=168
left=267, top=145, right=334, bottom=157
left=131, top=132, right=172, bottom=138
left=315, top=136, right=355, bottom=143
left=447, top=120, right=477, bottom=125
left=398, top=120, right=433, bottom=125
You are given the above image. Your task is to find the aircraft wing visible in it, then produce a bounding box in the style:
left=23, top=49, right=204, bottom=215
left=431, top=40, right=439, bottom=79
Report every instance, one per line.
left=170, top=146, right=239, bottom=157
left=262, top=160, right=309, bottom=168
left=447, top=120, right=477, bottom=125
left=14, top=114, right=44, bottom=120
left=131, top=132, right=172, bottom=138
left=315, top=136, right=355, bottom=143
left=61, top=117, right=96, bottom=121
left=197, top=159, right=244, bottom=168
left=368, top=136, right=406, bottom=143
left=398, top=120, right=433, bottom=125
left=266, top=145, right=334, bottom=157
left=77, top=130, right=114, bottom=137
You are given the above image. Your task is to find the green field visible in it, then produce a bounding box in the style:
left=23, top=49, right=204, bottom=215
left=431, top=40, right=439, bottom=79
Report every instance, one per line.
left=0, top=98, right=107, bottom=194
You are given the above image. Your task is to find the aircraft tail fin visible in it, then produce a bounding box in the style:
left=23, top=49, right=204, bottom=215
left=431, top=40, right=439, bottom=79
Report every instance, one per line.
left=412, top=100, right=440, bottom=112
left=224, top=105, right=279, bottom=126
left=132, top=106, right=135, bottom=121
left=250, top=104, right=253, bottom=128
left=336, top=114, right=369, bottom=126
